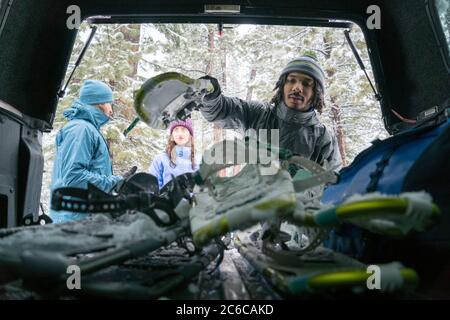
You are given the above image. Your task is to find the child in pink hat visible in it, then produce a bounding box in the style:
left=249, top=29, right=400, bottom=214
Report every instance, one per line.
left=149, top=119, right=199, bottom=189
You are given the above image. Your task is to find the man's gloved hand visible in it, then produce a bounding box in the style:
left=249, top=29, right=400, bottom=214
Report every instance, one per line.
left=122, top=166, right=138, bottom=180
left=199, top=75, right=221, bottom=100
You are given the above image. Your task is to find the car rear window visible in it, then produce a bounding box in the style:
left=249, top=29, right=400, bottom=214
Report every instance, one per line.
left=434, top=0, right=450, bottom=57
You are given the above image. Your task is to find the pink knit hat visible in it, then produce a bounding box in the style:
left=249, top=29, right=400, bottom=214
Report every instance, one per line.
left=168, top=119, right=194, bottom=136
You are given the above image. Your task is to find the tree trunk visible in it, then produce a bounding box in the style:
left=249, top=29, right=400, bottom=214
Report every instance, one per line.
left=322, top=30, right=332, bottom=60
left=246, top=68, right=257, bottom=100
left=324, top=31, right=346, bottom=166
left=118, top=25, right=141, bottom=120
left=205, top=28, right=215, bottom=76
left=220, top=35, right=227, bottom=91
left=330, top=101, right=347, bottom=167
left=205, top=26, right=226, bottom=176
left=206, top=27, right=223, bottom=146
left=120, top=25, right=141, bottom=76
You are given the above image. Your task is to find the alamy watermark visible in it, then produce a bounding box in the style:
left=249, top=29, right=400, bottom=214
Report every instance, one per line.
left=66, top=4, right=381, bottom=31
left=66, top=5, right=81, bottom=30
left=367, top=5, right=381, bottom=30
left=66, top=265, right=81, bottom=290
left=366, top=264, right=381, bottom=290
left=202, top=129, right=280, bottom=176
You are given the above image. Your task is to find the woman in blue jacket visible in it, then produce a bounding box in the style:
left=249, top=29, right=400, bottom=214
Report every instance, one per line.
left=149, top=119, right=200, bottom=190
left=49, top=80, right=124, bottom=223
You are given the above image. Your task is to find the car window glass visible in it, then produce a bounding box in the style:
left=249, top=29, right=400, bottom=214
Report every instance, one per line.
left=434, top=0, right=450, bottom=53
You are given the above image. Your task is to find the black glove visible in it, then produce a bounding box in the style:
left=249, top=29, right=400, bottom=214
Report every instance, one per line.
left=122, top=166, right=138, bottom=180
left=200, top=75, right=221, bottom=100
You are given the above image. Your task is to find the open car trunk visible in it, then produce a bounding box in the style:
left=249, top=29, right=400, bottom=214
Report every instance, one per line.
left=0, top=0, right=448, bottom=300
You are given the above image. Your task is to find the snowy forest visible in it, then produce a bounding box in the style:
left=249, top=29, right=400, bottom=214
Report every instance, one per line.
left=40, top=22, right=388, bottom=213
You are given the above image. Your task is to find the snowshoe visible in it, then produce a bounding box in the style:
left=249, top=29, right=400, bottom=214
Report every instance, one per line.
left=189, top=138, right=297, bottom=246
left=0, top=173, right=196, bottom=286
left=234, top=229, right=420, bottom=297
left=305, top=192, right=441, bottom=236
left=133, top=72, right=214, bottom=129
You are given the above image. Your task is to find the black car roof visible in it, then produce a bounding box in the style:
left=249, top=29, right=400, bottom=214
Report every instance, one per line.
left=0, top=0, right=449, bottom=133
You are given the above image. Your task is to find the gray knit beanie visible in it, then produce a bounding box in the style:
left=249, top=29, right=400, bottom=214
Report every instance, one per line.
left=280, top=54, right=325, bottom=91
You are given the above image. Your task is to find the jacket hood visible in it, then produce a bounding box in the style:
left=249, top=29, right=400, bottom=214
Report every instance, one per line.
left=63, top=99, right=110, bottom=129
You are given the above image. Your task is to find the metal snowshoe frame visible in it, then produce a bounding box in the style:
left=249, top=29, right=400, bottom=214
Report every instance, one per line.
left=234, top=231, right=420, bottom=297
left=189, top=138, right=339, bottom=248
left=0, top=216, right=191, bottom=286
left=124, top=72, right=214, bottom=135
left=64, top=240, right=224, bottom=299
left=0, top=172, right=221, bottom=296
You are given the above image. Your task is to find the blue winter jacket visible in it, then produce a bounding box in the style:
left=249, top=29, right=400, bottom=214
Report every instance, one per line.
left=149, top=146, right=200, bottom=190
left=49, top=100, right=122, bottom=223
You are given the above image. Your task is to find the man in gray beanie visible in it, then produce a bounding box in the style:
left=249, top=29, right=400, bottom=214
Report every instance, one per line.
left=200, top=54, right=342, bottom=170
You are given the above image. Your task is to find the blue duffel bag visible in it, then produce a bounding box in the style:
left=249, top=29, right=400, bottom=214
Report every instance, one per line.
left=322, top=105, right=450, bottom=261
